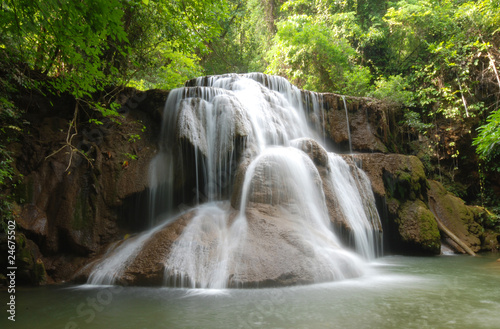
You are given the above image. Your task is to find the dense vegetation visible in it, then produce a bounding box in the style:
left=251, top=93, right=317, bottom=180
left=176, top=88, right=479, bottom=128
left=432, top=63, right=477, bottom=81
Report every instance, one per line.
left=1, top=0, right=499, bottom=222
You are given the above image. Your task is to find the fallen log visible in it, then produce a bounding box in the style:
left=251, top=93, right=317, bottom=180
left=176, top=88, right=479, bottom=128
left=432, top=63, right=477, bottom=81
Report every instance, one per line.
left=433, top=215, right=476, bottom=256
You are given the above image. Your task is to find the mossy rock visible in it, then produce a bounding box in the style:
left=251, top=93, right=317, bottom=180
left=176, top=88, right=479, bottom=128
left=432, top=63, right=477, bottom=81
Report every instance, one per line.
left=392, top=199, right=441, bottom=255
left=15, top=233, right=47, bottom=285
left=428, top=180, right=483, bottom=252
left=383, top=156, right=428, bottom=202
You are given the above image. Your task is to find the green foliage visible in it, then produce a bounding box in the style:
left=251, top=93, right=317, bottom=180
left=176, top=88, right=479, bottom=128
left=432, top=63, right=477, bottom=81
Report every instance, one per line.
left=201, top=0, right=271, bottom=74
left=153, top=52, right=203, bottom=90
left=128, top=134, right=141, bottom=143
left=1, top=0, right=128, bottom=97
left=473, top=108, right=500, bottom=165
left=122, top=0, right=231, bottom=87
left=342, top=65, right=373, bottom=96
left=402, top=110, right=433, bottom=133
left=0, top=0, right=232, bottom=97
left=0, top=148, right=14, bottom=186
left=0, top=147, right=19, bottom=234
left=123, top=153, right=138, bottom=161
left=370, top=75, right=413, bottom=105
left=266, top=14, right=363, bottom=92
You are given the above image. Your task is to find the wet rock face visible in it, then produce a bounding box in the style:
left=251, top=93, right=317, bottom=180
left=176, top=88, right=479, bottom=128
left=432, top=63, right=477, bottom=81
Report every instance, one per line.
left=78, top=135, right=371, bottom=287
left=14, top=89, right=164, bottom=282
left=116, top=213, right=192, bottom=286
left=0, top=233, right=47, bottom=286
left=291, top=138, right=329, bottom=167
left=228, top=204, right=363, bottom=288
left=391, top=199, right=441, bottom=254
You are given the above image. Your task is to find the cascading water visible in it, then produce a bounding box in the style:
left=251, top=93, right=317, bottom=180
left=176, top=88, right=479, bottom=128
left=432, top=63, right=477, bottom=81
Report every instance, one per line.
left=86, top=73, right=383, bottom=288
left=327, top=154, right=382, bottom=259
left=341, top=95, right=353, bottom=153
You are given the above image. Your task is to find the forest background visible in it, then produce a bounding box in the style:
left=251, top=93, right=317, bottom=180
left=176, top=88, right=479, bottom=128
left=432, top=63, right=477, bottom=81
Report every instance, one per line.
left=1, top=0, right=499, bottom=226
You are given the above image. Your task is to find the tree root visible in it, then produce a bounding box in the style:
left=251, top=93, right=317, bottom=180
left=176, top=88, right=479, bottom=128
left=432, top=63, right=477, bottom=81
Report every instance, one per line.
left=44, top=101, right=94, bottom=171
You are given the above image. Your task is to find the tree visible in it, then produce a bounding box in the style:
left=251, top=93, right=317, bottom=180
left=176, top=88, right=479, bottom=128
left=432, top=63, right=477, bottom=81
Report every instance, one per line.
left=200, top=0, right=271, bottom=75
left=266, top=13, right=371, bottom=94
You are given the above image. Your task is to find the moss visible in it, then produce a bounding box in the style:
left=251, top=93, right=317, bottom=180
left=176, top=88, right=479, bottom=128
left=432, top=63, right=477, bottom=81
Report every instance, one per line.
left=383, top=156, right=428, bottom=203
left=15, top=233, right=47, bottom=285
left=386, top=169, right=422, bottom=201
left=418, top=207, right=441, bottom=251
left=397, top=200, right=441, bottom=254
left=428, top=179, right=486, bottom=252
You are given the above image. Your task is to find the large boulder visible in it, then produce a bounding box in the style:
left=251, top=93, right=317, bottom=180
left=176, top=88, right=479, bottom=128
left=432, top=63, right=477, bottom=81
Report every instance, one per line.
left=80, top=201, right=365, bottom=288
left=115, top=212, right=193, bottom=286
left=386, top=198, right=441, bottom=254
left=354, top=153, right=441, bottom=255
left=227, top=203, right=364, bottom=287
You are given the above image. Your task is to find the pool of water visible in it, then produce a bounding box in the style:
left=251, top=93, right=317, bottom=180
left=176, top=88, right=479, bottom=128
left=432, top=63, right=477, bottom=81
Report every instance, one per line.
left=5, top=253, right=500, bottom=329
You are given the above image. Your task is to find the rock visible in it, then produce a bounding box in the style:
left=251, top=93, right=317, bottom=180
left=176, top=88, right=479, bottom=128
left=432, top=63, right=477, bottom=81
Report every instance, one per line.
left=291, top=137, right=329, bottom=167
left=354, top=153, right=428, bottom=201
left=14, top=233, right=47, bottom=285
left=86, top=143, right=368, bottom=287
left=227, top=204, right=363, bottom=287
left=116, top=213, right=192, bottom=286
left=231, top=147, right=323, bottom=209
left=353, top=153, right=440, bottom=255
left=393, top=199, right=441, bottom=254
left=479, top=232, right=500, bottom=253
left=17, top=204, right=49, bottom=242
left=176, top=95, right=252, bottom=159
left=321, top=94, right=388, bottom=153
left=427, top=180, right=484, bottom=253
left=87, top=201, right=364, bottom=287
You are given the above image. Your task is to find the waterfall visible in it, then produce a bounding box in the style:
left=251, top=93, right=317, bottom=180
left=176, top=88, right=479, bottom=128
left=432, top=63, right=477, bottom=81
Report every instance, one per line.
left=341, top=95, right=353, bottom=153
left=87, top=73, right=382, bottom=288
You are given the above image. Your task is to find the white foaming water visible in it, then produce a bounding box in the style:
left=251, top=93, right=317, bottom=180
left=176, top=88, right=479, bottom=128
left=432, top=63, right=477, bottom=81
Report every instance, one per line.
left=235, top=146, right=366, bottom=282
left=341, top=95, right=353, bottom=153
left=327, top=153, right=382, bottom=259
left=164, top=203, right=231, bottom=289
left=88, top=73, right=382, bottom=288
left=238, top=147, right=332, bottom=231
left=86, top=220, right=170, bottom=285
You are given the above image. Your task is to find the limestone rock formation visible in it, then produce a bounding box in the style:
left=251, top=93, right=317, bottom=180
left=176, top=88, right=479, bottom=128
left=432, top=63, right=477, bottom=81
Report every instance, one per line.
left=115, top=213, right=193, bottom=286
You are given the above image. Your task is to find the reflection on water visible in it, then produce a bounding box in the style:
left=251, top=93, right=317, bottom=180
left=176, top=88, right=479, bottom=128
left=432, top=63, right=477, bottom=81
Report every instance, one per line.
left=5, top=254, right=500, bottom=329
